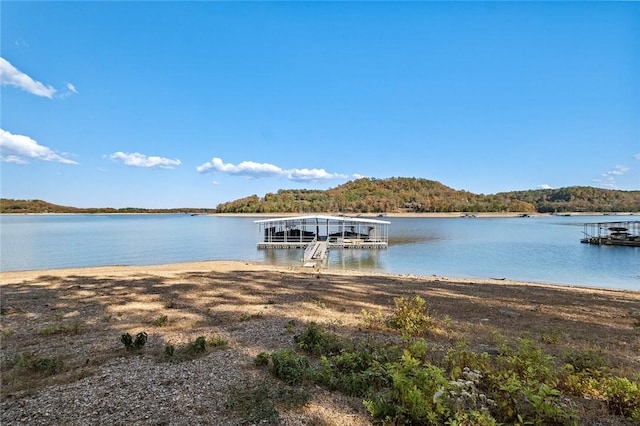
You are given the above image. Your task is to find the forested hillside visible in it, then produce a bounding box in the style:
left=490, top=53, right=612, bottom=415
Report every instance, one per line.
left=215, top=177, right=640, bottom=213
left=0, top=199, right=216, bottom=214
left=497, top=186, right=640, bottom=213
left=4, top=179, right=638, bottom=214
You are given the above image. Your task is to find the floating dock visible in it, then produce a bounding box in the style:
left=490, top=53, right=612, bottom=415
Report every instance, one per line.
left=581, top=221, right=640, bottom=247
left=256, top=215, right=390, bottom=266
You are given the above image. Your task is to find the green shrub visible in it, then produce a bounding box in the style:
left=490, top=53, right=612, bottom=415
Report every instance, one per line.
left=224, top=380, right=310, bottom=425
left=187, top=336, right=206, bottom=354
left=388, top=296, right=434, bottom=336
left=294, top=322, right=342, bottom=356
left=270, top=349, right=309, bottom=385
left=207, top=336, right=228, bottom=348
left=495, top=338, right=557, bottom=385
left=153, top=315, right=168, bottom=327
left=444, top=341, right=491, bottom=380
left=164, top=344, right=175, bottom=358
left=361, top=308, right=386, bottom=330
left=486, top=340, right=578, bottom=425
left=564, top=349, right=606, bottom=376
left=254, top=352, right=271, bottom=367
left=14, top=352, right=64, bottom=376
left=364, top=351, right=450, bottom=425
left=602, top=377, right=640, bottom=421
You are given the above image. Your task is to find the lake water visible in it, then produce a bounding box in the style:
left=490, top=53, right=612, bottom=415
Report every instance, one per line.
left=0, top=214, right=638, bottom=290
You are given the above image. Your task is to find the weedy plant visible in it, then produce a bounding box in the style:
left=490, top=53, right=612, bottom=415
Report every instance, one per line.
left=261, top=322, right=604, bottom=425
left=388, top=295, right=434, bottom=336
left=602, top=376, right=640, bottom=422
left=39, top=320, right=82, bottom=336
left=160, top=335, right=227, bottom=362
left=120, top=332, right=148, bottom=351
left=12, top=352, right=64, bottom=376
left=153, top=315, right=168, bottom=327
left=224, top=379, right=310, bottom=425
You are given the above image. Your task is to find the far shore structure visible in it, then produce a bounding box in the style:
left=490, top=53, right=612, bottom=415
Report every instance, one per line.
left=581, top=220, right=640, bottom=247
left=255, top=215, right=390, bottom=266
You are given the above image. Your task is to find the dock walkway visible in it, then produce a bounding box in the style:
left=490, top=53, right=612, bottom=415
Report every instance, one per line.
left=303, top=240, right=328, bottom=267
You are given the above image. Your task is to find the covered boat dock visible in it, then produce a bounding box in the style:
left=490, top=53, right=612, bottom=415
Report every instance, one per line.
left=581, top=221, right=640, bottom=247
left=255, top=215, right=390, bottom=250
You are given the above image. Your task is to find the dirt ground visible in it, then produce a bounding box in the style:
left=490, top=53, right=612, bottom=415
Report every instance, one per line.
left=1, top=261, right=639, bottom=425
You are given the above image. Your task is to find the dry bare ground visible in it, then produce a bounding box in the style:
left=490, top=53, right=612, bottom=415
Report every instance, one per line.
left=1, top=261, right=639, bottom=425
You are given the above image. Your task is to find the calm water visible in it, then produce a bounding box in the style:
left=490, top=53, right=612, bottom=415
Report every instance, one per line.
left=1, top=214, right=638, bottom=290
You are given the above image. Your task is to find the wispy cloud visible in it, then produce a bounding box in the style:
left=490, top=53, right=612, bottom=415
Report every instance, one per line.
left=0, top=128, right=78, bottom=165
left=593, top=164, right=630, bottom=189
left=108, top=152, right=182, bottom=169
left=0, top=57, right=56, bottom=98
left=634, top=153, right=640, bottom=160
left=57, top=82, right=79, bottom=99
left=537, top=184, right=553, bottom=190
left=196, top=157, right=351, bottom=181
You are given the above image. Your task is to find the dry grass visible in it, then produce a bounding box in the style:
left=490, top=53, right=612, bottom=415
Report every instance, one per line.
left=1, top=261, right=639, bottom=424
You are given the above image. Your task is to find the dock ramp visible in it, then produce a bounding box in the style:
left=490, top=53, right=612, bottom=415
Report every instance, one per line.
left=303, top=240, right=328, bottom=267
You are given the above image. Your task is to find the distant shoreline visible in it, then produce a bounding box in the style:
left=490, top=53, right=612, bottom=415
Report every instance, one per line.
left=2, top=211, right=636, bottom=218
left=208, top=211, right=636, bottom=219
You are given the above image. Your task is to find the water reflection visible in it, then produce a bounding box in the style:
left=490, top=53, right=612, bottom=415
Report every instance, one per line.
left=329, top=249, right=383, bottom=270
left=258, top=246, right=384, bottom=270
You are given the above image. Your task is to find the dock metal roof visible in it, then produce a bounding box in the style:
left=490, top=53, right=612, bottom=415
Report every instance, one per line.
left=254, top=214, right=390, bottom=225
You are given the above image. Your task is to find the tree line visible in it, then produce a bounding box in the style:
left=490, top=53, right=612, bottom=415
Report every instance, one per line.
left=0, top=199, right=216, bottom=214
left=3, top=178, right=639, bottom=214
left=215, top=178, right=640, bottom=214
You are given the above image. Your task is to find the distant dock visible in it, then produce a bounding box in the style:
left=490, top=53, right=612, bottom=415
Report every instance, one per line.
left=581, top=221, right=640, bottom=247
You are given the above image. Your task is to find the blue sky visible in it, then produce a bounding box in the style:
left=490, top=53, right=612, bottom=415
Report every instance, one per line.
left=1, top=1, right=639, bottom=209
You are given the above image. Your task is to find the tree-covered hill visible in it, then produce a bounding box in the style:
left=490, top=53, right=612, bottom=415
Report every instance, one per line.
left=497, top=186, right=640, bottom=213
left=3, top=179, right=639, bottom=214
left=0, top=199, right=216, bottom=214
left=215, top=177, right=640, bottom=214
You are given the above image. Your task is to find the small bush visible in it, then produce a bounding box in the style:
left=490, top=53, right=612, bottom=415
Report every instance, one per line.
left=188, top=336, right=206, bottom=354
left=270, top=349, right=309, bottom=385
left=207, top=336, right=228, bottom=348
left=364, top=351, right=450, bottom=424
left=294, top=322, right=342, bottom=356
left=39, top=320, right=82, bottom=336
left=164, top=344, right=175, bottom=358
left=254, top=352, right=271, bottom=367
left=444, top=341, right=491, bottom=380
left=121, top=332, right=147, bottom=351
left=284, top=319, right=296, bottom=333
left=540, top=328, right=565, bottom=344
left=388, top=296, right=434, bottom=336
left=14, top=353, right=64, bottom=376
left=361, top=308, right=386, bottom=330
left=240, top=313, right=262, bottom=322
left=225, top=380, right=309, bottom=425
left=602, top=377, right=640, bottom=421
left=564, top=349, right=606, bottom=375
left=153, top=315, right=168, bottom=327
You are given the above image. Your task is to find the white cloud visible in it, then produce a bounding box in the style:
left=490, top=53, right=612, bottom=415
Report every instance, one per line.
left=0, top=128, right=78, bottom=165
left=537, top=184, right=553, bottom=190
left=609, top=165, right=629, bottom=175
left=196, top=157, right=350, bottom=181
left=108, top=152, right=182, bottom=169
left=594, top=164, right=630, bottom=189
left=65, top=82, right=78, bottom=94
left=2, top=155, right=28, bottom=165
left=0, top=57, right=56, bottom=98
left=634, top=153, right=640, bottom=160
